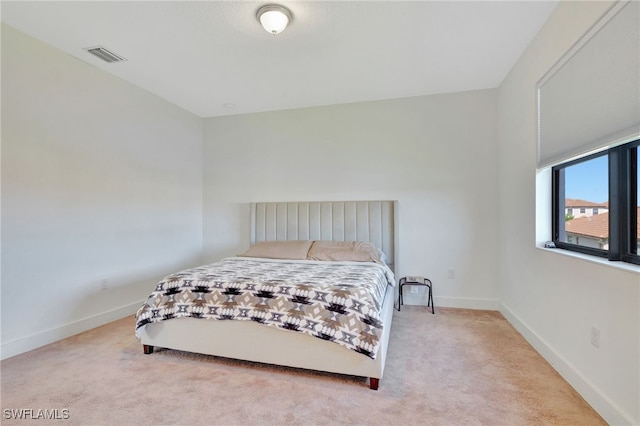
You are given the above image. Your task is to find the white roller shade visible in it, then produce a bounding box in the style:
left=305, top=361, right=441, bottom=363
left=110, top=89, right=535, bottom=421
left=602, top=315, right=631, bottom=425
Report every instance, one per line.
left=537, top=0, right=640, bottom=168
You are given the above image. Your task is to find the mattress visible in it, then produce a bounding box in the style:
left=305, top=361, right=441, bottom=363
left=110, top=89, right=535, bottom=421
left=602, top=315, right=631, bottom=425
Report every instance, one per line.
left=135, top=257, right=395, bottom=359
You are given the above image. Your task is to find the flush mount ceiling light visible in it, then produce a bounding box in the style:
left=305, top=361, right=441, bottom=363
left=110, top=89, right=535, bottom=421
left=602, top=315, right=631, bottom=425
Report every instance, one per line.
left=256, top=4, right=292, bottom=35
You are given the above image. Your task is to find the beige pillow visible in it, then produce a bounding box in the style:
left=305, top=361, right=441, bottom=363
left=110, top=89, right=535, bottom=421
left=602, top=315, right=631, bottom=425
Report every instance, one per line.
left=307, top=240, right=384, bottom=264
left=238, top=240, right=313, bottom=260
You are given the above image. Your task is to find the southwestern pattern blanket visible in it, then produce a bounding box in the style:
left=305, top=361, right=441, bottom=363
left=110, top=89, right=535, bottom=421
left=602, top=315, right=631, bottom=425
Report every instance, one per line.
left=135, top=258, right=395, bottom=359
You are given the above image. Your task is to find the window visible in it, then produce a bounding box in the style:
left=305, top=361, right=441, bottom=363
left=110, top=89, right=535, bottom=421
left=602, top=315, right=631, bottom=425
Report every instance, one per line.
left=636, top=151, right=640, bottom=253
left=552, top=139, right=639, bottom=265
left=580, top=208, right=586, bottom=214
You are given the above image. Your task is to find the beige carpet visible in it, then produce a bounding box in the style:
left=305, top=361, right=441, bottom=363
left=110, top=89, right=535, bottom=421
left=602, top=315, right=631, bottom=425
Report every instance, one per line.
left=1, top=307, right=605, bottom=425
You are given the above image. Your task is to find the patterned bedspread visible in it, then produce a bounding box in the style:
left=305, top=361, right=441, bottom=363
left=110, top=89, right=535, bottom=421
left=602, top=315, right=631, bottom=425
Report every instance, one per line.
left=135, top=257, right=395, bottom=359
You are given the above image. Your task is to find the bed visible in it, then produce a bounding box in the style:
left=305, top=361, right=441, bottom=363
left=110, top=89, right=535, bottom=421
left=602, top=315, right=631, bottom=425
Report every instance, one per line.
left=135, top=201, right=397, bottom=390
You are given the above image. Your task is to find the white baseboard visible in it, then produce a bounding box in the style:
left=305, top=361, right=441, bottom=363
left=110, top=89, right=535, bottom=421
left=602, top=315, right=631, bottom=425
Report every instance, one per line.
left=400, top=294, right=500, bottom=311
left=435, top=296, right=500, bottom=310
left=0, top=300, right=143, bottom=360
left=500, top=302, right=634, bottom=426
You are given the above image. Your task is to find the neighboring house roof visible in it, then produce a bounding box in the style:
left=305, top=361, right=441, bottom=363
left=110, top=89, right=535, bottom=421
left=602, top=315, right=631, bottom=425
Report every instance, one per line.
left=565, top=198, right=608, bottom=208
left=565, top=207, right=640, bottom=239
left=565, top=212, right=609, bottom=238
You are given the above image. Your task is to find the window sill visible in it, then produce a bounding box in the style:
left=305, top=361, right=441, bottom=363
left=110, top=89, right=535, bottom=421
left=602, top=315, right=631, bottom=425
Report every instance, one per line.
left=537, top=246, right=640, bottom=274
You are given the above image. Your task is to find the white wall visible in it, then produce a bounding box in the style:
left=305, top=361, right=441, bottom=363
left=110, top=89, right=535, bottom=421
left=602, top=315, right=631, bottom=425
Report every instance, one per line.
left=203, top=90, right=500, bottom=310
left=497, top=2, right=639, bottom=424
left=1, top=25, right=204, bottom=359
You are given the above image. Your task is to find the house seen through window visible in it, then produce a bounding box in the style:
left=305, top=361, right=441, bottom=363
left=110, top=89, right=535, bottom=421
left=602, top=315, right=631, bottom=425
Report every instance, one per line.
left=552, top=139, right=639, bottom=265
left=559, top=155, right=609, bottom=249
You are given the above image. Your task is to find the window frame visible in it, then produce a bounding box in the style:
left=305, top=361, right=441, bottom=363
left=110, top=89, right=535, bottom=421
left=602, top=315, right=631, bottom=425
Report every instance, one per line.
left=552, top=139, right=639, bottom=265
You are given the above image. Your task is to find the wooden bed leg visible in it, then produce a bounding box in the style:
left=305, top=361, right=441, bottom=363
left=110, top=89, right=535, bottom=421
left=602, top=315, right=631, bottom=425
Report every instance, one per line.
left=369, top=378, right=379, bottom=390
left=143, top=344, right=154, bottom=354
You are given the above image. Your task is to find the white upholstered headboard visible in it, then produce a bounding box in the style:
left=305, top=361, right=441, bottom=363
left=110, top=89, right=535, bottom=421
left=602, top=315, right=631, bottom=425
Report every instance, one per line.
left=250, top=201, right=396, bottom=270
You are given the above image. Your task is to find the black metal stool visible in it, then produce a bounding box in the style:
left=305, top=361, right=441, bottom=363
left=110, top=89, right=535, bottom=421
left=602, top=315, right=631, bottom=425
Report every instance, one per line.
left=397, top=276, right=434, bottom=314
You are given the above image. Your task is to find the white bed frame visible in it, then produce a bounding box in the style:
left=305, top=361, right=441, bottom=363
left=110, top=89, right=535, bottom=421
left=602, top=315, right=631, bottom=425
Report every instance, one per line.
left=139, top=201, right=397, bottom=390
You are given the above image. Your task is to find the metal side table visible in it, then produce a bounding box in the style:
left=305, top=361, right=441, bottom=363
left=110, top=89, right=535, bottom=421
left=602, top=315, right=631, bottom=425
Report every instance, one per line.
left=397, top=276, right=434, bottom=314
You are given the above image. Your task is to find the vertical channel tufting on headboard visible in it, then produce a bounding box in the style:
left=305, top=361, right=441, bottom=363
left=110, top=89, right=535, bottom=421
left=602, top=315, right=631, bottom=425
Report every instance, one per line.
left=251, top=201, right=396, bottom=270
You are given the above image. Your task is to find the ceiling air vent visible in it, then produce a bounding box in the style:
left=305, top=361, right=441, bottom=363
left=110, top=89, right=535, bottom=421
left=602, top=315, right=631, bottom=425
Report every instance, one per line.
left=84, top=46, right=127, bottom=63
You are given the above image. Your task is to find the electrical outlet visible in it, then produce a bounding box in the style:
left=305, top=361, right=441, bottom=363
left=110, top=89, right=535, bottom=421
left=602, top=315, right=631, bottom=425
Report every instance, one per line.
left=410, top=286, right=419, bottom=294
left=591, top=326, right=600, bottom=348
left=100, top=279, right=109, bottom=291
left=448, top=269, right=455, bottom=279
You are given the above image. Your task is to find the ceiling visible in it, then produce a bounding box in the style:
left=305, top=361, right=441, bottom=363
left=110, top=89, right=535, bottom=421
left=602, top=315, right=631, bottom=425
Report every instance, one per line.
left=1, top=1, right=558, bottom=118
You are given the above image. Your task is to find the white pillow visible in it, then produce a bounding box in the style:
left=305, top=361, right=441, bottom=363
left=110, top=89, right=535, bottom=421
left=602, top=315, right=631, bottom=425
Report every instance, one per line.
left=238, top=240, right=313, bottom=260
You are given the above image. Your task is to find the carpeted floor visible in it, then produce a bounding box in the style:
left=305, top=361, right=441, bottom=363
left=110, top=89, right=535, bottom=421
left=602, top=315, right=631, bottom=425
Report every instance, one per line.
left=1, top=307, right=605, bottom=425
